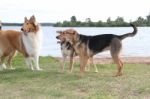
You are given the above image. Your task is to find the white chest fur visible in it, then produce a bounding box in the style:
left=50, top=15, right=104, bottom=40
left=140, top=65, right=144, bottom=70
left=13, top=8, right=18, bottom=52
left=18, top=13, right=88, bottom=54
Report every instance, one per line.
left=61, top=44, right=72, bottom=56
left=22, top=30, right=43, bottom=56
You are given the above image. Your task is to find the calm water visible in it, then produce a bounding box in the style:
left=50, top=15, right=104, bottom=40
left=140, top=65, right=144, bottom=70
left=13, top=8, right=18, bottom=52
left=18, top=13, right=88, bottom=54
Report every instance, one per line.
left=3, top=26, right=150, bottom=57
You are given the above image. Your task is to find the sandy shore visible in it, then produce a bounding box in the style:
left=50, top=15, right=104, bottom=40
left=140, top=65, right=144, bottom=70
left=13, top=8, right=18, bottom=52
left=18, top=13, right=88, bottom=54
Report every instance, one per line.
left=56, top=57, right=150, bottom=64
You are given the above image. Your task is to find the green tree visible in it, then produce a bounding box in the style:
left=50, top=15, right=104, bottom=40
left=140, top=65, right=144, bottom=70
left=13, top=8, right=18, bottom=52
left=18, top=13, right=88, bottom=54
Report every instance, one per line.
left=54, top=22, right=62, bottom=27
left=62, top=21, right=70, bottom=27
left=96, top=20, right=104, bottom=27
left=106, top=17, right=115, bottom=26
left=85, top=18, right=96, bottom=27
left=146, top=14, right=150, bottom=26
left=134, top=16, right=146, bottom=26
left=115, top=17, right=127, bottom=26
left=85, top=18, right=91, bottom=23
left=71, top=16, right=77, bottom=22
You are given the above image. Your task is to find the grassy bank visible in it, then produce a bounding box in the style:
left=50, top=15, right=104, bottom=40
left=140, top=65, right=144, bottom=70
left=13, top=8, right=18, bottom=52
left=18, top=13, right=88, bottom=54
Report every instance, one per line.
left=0, top=54, right=150, bottom=99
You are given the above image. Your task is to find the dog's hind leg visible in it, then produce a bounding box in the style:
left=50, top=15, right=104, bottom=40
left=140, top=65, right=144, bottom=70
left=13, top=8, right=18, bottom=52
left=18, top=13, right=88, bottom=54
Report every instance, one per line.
left=112, top=55, right=123, bottom=76
left=7, top=50, right=17, bottom=69
left=0, top=56, right=7, bottom=70
left=110, top=38, right=123, bottom=76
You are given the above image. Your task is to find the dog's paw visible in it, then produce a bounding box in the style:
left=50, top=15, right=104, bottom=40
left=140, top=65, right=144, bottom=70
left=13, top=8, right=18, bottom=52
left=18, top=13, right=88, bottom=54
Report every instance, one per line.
left=114, top=73, right=123, bottom=77
left=94, top=70, right=98, bottom=73
left=85, top=68, right=90, bottom=72
left=10, top=67, right=16, bottom=70
left=36, top=68, right=43, bottom=71
left=68, top=70, right=73, bottom=74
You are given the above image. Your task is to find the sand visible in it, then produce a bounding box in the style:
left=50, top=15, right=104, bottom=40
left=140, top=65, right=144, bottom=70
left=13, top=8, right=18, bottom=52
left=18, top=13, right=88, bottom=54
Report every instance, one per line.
left=56, top=57, right=150, bottom=64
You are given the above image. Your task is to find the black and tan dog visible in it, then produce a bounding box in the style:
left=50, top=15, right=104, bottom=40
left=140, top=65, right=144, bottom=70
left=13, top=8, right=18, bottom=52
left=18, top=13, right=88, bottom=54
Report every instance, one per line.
left=56, top=31, right=98, bottom=73
left=59, top=24, right=137, bottom=76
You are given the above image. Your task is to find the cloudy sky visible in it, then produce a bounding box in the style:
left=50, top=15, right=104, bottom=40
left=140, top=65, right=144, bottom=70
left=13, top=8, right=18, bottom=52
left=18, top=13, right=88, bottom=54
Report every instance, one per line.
left=0, top=0, right=150, bottom=23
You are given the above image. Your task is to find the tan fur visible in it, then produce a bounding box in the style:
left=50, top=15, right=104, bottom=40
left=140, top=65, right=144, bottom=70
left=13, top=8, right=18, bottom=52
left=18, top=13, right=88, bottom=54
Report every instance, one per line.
left=61, top=29, right=125, bottom=77
left=0, top=30, right=28, bottom=55
left=0, top=23, right=17, bottom=69
left=56, top=31, right=66, bottom=43
left=0, top=15, right=41, bottom=70
left=56, top=30, right=98, bottom=73
left=22, top=16, right=39, bottom=34
left=0, top=30, right=26, bottom=69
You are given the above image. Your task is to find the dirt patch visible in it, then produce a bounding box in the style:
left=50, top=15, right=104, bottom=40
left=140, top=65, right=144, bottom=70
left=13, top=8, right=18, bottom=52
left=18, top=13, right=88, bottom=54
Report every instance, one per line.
left=56, top=57, right=150, bottom=64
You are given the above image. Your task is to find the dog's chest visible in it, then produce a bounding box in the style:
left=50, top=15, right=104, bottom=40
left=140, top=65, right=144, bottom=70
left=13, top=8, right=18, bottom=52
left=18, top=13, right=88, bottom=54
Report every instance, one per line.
left=22, top=32, right=42, bottom=55
left=61, top=42, right=74, bottom=56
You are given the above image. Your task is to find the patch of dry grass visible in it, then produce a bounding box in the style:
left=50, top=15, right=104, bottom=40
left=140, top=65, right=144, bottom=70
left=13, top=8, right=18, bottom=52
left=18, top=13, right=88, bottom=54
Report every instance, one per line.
left=0, top=54, right=150, bottom=99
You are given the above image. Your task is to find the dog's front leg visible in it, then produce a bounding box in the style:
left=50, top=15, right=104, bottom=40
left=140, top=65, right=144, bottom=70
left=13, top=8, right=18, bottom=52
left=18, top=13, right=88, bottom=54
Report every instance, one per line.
left=85, top=59, right=91, bottom=72
left=25, top=57, right=34, bottom=70
left=69, top=56, right=74, bottom=73
left=60, top=55, right=66, bottom=72
left=90, top=58, right=98, bottom=73
left=33, top=55, right=42, bottom=70
left=79, top=56, right=88, bottom=76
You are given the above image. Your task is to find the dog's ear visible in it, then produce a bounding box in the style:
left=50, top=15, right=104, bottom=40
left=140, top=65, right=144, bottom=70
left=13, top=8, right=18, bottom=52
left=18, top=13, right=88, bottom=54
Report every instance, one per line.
left=70, top=30, right=76, bottom=35
left=30, top=15, right=38, bottom=27
left=24, top=17, right=28, bottom=23
left=29, top=15, right=36, bottom=23
left=65, top=29, right=76, bottom=35
left=72, top=30, right=76, bottom=35
left=56, top=30, right=62, bottom=34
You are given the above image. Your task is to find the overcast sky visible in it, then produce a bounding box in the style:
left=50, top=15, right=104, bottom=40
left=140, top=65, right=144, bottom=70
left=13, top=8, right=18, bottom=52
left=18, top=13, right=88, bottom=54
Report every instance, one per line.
left=0, top=0, right=150, bottom=23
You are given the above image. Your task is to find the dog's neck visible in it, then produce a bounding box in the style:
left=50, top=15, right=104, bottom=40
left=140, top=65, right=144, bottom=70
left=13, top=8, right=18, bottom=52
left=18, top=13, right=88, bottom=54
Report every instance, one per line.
left=70, top=33, right=80, bottom=45
left=68, top=34, right=81, bottom=52
left=21, top=29, right=42, bottom=56
left=60, top=41, right=66, bottom=45
left=72, top=34, right=92, bottom=49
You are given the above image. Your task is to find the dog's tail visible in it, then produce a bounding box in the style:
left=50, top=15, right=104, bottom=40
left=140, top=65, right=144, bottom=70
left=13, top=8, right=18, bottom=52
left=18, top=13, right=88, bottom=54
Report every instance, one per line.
left=119, top=23, right=137, bottom=40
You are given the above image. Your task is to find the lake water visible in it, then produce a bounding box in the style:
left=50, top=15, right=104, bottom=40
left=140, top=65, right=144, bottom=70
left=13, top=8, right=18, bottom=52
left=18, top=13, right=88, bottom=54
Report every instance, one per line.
left=3, top=26, right=150, bottom=57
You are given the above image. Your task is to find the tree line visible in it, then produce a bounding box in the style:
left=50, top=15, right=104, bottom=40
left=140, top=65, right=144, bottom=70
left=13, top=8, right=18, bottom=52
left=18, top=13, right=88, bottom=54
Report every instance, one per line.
left=1, top=23, right=54, bottom=26
left=54, top=13, right=150, bottom=27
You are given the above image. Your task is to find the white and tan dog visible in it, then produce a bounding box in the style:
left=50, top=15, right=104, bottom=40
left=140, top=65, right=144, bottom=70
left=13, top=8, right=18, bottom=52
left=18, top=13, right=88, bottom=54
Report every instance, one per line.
left=0, top=15, right=43, bottom=70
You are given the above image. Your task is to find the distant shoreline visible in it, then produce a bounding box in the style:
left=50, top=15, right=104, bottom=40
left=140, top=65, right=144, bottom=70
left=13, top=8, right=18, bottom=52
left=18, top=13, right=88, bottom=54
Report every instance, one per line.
left=2, top=23, right=54, bottom=26
left=2, top=23, right=149, bottom=28
left=2, top=23, right=150, bottom=27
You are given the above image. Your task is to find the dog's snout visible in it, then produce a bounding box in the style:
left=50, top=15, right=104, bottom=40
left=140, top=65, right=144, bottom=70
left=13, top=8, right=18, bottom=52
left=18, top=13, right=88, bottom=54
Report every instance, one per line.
left=21, top=28, right=23, bottom=31
left=56, top=36, right=59, bottom=39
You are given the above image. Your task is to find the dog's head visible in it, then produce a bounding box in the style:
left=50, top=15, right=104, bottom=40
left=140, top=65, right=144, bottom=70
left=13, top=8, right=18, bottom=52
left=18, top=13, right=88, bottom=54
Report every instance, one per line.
left=61, top=29, right=78, bottom=45
left=56, top=30, right=66, bottom=43
left=21, top=15, right=39, bottom=35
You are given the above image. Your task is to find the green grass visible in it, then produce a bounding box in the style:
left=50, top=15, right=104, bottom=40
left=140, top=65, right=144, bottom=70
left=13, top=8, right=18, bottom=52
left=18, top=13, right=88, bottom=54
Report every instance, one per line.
left=0, top=54, right=150, bottom=99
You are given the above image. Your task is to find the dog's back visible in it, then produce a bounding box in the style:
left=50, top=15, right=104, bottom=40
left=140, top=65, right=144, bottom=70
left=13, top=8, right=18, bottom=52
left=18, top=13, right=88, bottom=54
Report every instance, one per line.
left=0, top=30, right=21, bottom=54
